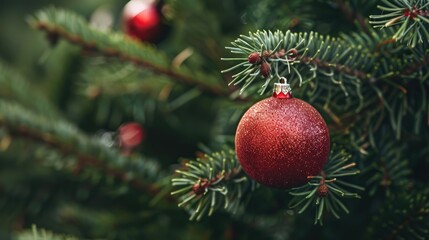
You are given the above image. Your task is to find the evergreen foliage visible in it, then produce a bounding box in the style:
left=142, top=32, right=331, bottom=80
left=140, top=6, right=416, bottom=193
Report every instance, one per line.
left=0, top=0, right=428, bottom=239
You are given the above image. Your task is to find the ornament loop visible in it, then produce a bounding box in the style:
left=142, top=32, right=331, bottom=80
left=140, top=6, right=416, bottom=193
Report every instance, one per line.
left=279, top=77, right=288, bottom=84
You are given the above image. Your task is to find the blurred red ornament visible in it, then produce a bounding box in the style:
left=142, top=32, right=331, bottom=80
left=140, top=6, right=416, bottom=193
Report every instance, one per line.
left=122, top=0, right=165, bottom=43
left=235, top=82, right=330, bottom=189
left=118, top=122, right=145, bottom=149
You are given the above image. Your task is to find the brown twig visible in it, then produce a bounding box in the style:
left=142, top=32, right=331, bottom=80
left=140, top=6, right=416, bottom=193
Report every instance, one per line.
left=255, top=48, right=371, bottom=80
left=374, top=38, right=397, bottom=52
left=298, top=55, right=370, bottom=80
left=34, top=22, right=229, bottom=97
left=192, top=166, right=242, bottom=195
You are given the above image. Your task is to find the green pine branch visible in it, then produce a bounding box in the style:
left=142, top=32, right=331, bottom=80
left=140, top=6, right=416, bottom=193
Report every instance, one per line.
left=79, top=59, right=203, bottom=113
left=365, top=129, right=412, bottom=196
left=222, top=27, right=429, bottom=97
left=170, top=146, right=364, bottom=224
left=0, top=100, right=166, bottom=200
left=366, top=191, right=429, bottom=240
left=171, top=149, right=255, bottom=221
left=0, top=61, right=62, bottom=119
left=288, top=148, right=363, bottom=225
left=221, top=29, right=401, bottom=119
left=29, top=7, right=227, bottom=96
left=222, top=30, right=373, bottom=96
left=339, top=25, right=429, bottom=85
left=400, top=44, right=429, bottom=78
left=370, top=0, right=429, bottom=48
left=80, top=60, right=171, bottom=98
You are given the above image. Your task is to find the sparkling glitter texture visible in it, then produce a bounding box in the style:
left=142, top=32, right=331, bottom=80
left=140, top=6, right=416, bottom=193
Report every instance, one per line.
left=235, top=96, right=330, bottom=189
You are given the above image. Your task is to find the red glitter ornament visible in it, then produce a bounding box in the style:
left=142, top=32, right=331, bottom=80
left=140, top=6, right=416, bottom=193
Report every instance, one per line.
left=122, top=0, right=164, bottom=43
left=118, top=122, right=145, bottom=149
left=235, top=82, right=330, bottom=189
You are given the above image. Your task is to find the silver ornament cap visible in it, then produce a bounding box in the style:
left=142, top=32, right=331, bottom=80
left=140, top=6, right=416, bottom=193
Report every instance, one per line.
left=273, top=78, right=292, bottom=99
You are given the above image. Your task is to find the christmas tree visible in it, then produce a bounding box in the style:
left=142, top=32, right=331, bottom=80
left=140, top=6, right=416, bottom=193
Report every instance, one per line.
left=1, top=0, right=429, bottom=239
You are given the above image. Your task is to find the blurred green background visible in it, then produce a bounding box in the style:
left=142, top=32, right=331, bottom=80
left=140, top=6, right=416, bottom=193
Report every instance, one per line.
left=0, top=0, right=118, bottom=100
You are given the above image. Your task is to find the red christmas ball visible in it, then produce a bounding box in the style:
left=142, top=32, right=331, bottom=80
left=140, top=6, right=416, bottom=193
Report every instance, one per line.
left=118, top=122, right=145, bottom=148
left=122, top=0, right=164, bottom=43
left=235, top=83, right=330, bottom=189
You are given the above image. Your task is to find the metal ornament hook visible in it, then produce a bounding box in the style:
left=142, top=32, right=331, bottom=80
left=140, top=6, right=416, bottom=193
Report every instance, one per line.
left=279, top=77, right=288, bottom=84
